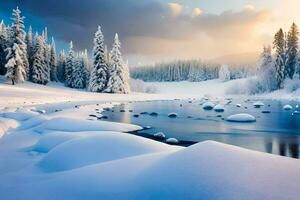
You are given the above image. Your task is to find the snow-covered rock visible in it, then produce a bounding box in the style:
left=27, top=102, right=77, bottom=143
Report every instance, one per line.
left=153, top=132, right=166, bottom=139
left=168, top=113, right=178, bottom=118
left=253, top=101, right=264, bottom=108
left=213, top=104, right=224, bottom=112
left=34, top=117, right=142, bottom=133
left=236, top=103, right=242, bottom=107
left=166, top=137, right=179, bottom=144
left=226, top=113, right=256, bottom=122
left=38, top=133, right=180, bottom=172
left=202, top=102, right=215, bottom=110
left=283, top=104, right=293, bottom=110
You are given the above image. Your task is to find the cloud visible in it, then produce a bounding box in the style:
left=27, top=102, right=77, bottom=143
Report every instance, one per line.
left=168, top=3, right=183, bottom=17
left=191, top=8, right=203, bottom=17
left=0, top=0, right=272, bottom=65
left=244, top=4, right=255, bottom=11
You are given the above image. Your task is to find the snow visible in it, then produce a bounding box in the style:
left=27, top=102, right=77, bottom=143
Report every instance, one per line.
left=1, top=78, right=300, bottom=199
left=34, top=117, right=142, bottom=133
left=226, top=113, right=256, bottom=122
left=153, top=132, right=166, bottom=139
left=202, top=101, right=215, bottom=110
left=166, top=137, right=179, bottom=144
left=38, top=132, right=180, bottom=172
left=253, top=101, right=265, bottom=108
left=283, top=104, right=293, bottom=110
left=168, top=112, right=178, bottom=118
left=0, top=117, right=19, bottom=137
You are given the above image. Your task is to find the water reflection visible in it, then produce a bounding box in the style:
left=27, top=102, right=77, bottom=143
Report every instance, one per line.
left=101, top=99, right=300, bottom=159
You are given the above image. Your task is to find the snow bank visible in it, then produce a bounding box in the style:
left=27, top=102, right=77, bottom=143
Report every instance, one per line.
left=34, top=117, right=142, bottom=133
left=226, top=113, right=256, bottom=122
left=4, top=141, right=300, bottom=200
left=38, top=133, right=180, bottom=172
left=32, top=132, right=81, bottom=153
left=2, top=109, right=38, bottom=121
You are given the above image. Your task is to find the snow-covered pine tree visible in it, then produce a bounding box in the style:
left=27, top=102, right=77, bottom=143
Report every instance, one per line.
left=65, top=41, right=75, bottom=87
left=9, top=7, right=29, bottom=80
left=258, top=46, right=277, bottom=91
left=89, top=26, right=108, bottom=92
left=286, top=23, right=299, bottom=79
left=5, top=43, right=26, bottom=85
left=105, top=33, right=130, bottom=93
left=82, top=49, right=90, bottom=87
left=0, top=20, right=9, bottom=75
left=41, top=30, right=50, bottom=83
left=219, top=64, right=230, bottom=82
left=273, top=28, right=286, bottom=89
left=26, top=26, right=34, bottom=78
left=31, top=35, right=48, bottom=85
left=72, top=52, right=87, bottom=89
left=49, top=37, right=58, bottom=82
left=57, top=50, right=66, bottom=82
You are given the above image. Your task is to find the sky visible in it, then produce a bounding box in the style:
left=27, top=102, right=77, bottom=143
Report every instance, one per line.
left=0, top=0, right=299, bottom=66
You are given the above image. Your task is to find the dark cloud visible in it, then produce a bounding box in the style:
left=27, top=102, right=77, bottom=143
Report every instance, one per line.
left=0, top=0, right=271, bottom=64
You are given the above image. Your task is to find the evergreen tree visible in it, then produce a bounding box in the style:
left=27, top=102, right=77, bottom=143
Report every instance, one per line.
left=9, top=7, right=29, bottom=80
left=49, top=37, right=58, bottom=82
left=273, top=28, right=286, bottom=89
left=258, top=46, right=277, bottom=91
left=72, top=52, right=87, bottom=89
left=65, top=41, right=75, bottom=87
left=31, top=35, right=48, bottom=85
left=106, top=33, right=130, bottom=93
left=89, top=26, right=108, bottom=92
left=286, top=23, right=299, bottom=79
left=57, top=50, right=66, bottom=82
left=26, top=25, right=34, bottom=77
left=219, top=64, right=230, bottom=82
left=0, top=20, right=9, bottom=75
left=5, top=43, right=26, bottom=84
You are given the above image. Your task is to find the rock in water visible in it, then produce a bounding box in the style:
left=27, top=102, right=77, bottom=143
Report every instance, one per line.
left=213, top=104, right=225, bottom=112
left=153, top=132, right=166, bottom=139
left=227, top=113, right=256, bottom=122
left=253, top=101, right=264, bottom=108
left=202, top=102, right=215, bottom=110
left=168, top=113, right=178, bottom=118
left=166, top=138, right=179, bottom=144
left=283, top=104, right=293, bottom=110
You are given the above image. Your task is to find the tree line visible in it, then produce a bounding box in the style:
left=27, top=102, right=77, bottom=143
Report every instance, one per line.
left=0, top=7, right=130, bottom=93
left=256, top=23, right=300, bottom=93
left=130, top=60, right=250, bottom=82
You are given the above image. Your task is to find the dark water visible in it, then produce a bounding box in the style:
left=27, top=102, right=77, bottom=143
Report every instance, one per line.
left=100, top=98, right=300, bottom=159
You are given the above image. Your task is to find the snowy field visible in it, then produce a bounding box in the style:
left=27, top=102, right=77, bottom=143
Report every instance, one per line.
left=1, top=80, right=300, bottom=200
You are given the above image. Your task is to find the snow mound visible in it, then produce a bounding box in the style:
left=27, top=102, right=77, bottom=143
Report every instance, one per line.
left=253, top=101, right=264, bottom=108
left=226, top=113, right=256, bottom=122
left=2, top=110, right=38, bottom=121
left=166, top=138, right=179, bottom=144
left=153, top=132, right=166, bottom=139
left=283, top=104, right=293, bottom=110
left=34, top=117, right=142, bottom=133
left=213, top=104, right=224, bottom=112
left=32, top=132, right=81, bottom=153
left=202, top=102, right=215, bottom=110
left=0, top=117, right=19, bottom=137
left=38, top=133, right=180, bottom=172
